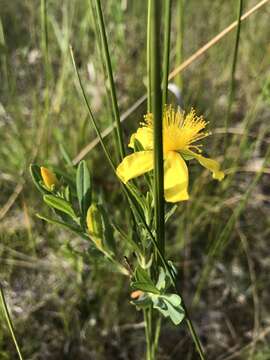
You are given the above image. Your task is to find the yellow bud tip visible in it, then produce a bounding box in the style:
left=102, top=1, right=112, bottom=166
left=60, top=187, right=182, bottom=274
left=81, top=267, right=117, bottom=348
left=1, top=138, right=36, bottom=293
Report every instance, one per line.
left=40, top=167, right=58, bottom=189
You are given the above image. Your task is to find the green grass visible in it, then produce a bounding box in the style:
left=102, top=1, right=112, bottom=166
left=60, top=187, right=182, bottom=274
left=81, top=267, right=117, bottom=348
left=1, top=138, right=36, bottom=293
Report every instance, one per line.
left=1, top=0, right=270, bottom=359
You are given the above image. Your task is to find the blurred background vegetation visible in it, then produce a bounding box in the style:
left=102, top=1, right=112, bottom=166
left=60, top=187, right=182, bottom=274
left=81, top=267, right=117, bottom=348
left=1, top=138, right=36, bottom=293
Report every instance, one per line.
left=1, top=0, right=270, bottom=359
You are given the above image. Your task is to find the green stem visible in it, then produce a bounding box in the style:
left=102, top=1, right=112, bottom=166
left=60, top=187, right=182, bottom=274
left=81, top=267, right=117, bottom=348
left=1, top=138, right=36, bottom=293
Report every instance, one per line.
left=224, top=0, right=243, bottom=149
left=162, top=0, right=172, bottom=108
left=182, top=301, right=205, bottom=360
left=144, top=308, right=154, bottom=360
left=89, top=1, right=120, bottom=160
left=153, top=315, right=161, bottom=357
left=91, top=0, right=125, bottom=161
left=151, top=0, right=165, bottom=258
left=0, top=284, right=23, bottom=360
left=147, top=0, right=152, bottom=112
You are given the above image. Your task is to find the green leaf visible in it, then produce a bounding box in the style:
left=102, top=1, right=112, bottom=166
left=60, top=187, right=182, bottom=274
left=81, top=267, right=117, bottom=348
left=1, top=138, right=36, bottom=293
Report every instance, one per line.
left=131, top=281, right=160, bottom=294
left=30, top=164, right=49, bottom=194
left=156, top=267, right=166, bottom=291
left=135, top=266, right=155, bottom=286
left=131, top=266, right=159, bottom=294
left=76, top=160, right=92, bottom=217
left=151, top=293, right=185, bottom=325
left=43, top=194, right=77, bottom=219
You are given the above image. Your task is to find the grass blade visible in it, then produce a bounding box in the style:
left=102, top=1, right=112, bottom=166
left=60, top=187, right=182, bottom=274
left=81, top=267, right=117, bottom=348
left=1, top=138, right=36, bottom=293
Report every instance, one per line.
left=76, top=160, right=92, bottom=218
left=162, top=0, right=172, bottom=107
left=175, top=0, right=184, bottom=89
left=91, top=0, right=125, bottom=161
left=69, top=46, right=116, bottom=173
left=224, top=0, right=243, bottom=149
left=147, top=0, right=152, bottom=112
left=0, top=284, right=24, bottom=360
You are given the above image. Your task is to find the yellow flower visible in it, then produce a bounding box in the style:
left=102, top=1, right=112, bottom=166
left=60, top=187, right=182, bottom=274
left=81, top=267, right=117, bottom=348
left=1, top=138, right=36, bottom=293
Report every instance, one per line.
left=116, top=106, right=224, bottom=203
left=40, top=167, right=58, bottom=190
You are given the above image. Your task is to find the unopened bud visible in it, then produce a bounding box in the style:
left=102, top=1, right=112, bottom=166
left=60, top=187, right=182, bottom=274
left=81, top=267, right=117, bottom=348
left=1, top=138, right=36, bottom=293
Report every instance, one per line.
left=41, top=167, right=58, bottom=190
left=86, top=204, right=103, bottom=250
left=130, top=290, right=144, bottom=299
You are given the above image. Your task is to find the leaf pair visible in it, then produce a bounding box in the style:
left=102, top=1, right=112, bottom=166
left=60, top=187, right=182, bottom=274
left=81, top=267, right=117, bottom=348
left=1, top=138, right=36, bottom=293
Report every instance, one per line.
left=131, top=265, right=185, bottom=325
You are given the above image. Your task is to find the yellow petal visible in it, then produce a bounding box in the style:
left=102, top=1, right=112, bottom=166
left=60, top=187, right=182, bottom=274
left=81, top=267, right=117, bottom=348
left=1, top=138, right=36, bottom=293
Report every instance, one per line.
left=116, top=151, right=154, bottom=183
left=128, top=126, right=153, bottom=150
left=187, top=150, right=224, bottom=181
left=164, top=152, right=189, bottom=203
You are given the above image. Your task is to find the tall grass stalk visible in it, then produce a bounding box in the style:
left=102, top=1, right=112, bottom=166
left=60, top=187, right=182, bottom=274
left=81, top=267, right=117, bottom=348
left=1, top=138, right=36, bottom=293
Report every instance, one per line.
left=89, top=1, right=120, bottom=157
left=224, top=0, right=243, bottom=149
left=91, top=0, right=125, bottom=162
left=40, top=0, right=51, bottom=158
left=151, top=0, right=164, bottom=258
left=69, top=46, right=116, bottom=173
left=162, top=0, right=172, bottom=108
left=40, top=0, right=49, bottom=69
left=175, top=0, right=184, bottom=88
left=0, top=17, right=10, bottom=93
left=149, top=2, right=206, bottom=359
left=0, top=284, right=23, bottom=360
left=147, top=0, right=152, bottom=112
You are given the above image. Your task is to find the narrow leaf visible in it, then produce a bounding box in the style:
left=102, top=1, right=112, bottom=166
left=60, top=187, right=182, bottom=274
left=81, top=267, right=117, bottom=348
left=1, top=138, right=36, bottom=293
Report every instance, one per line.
left=76, top=160, right=92, bottom=217
left=43, top=194, right=76, bottom=219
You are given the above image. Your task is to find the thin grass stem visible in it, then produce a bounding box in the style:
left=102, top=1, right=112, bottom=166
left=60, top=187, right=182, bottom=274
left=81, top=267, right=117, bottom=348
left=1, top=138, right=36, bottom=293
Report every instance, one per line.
left=175, top=0, right=184, bottom=89
left=91, top=0, right=125, bottom=161
left=69, top=46, right=116, bottom=173
left=89, top=1, right=120, bottom=158
left=0, top=284, right=23, bottom=360
left=162, top=0, right=172, bottom=108
left=0, top=17, right=10, bottom=93
left=224, top=0, right=243, bottom=149
left=40, top=0, right=49, bottom=67
left=147, top=0, right=152, bottom=113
